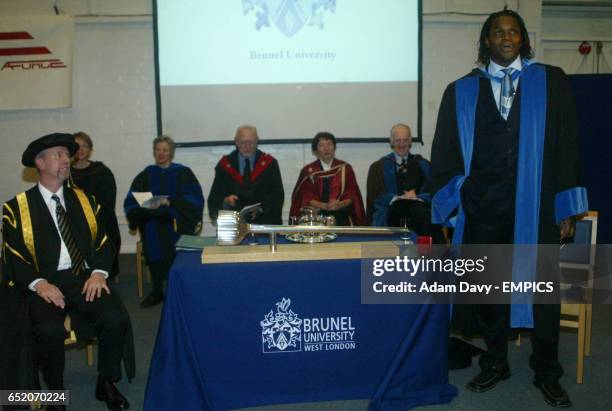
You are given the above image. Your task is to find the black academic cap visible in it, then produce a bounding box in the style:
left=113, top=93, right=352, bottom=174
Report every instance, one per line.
left=22, top=132, right=79, bottom=167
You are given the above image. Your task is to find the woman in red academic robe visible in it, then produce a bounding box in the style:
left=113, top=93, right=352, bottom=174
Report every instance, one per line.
left=290, top=132, right=366, bottom=226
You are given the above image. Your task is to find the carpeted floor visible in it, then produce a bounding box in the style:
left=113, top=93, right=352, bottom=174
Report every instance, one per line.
left=58, top=254, right=612, bottom=411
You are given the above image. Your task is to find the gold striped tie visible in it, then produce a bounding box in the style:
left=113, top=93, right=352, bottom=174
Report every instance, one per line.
left=52, top=195, right=85, bottom=275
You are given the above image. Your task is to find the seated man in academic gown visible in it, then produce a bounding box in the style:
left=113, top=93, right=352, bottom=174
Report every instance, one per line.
left=0, top=133, right=134, bottom=411
left=208, top=125, right=284, bottom=224
left=366, top=123, right=444, bottom=243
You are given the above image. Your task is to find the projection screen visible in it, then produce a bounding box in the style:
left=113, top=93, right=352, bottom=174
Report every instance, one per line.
left=154, top=0, right=422, bottom=143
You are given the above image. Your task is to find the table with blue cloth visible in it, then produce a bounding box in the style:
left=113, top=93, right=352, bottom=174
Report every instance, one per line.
left=144, top=235, right=457, bottom=411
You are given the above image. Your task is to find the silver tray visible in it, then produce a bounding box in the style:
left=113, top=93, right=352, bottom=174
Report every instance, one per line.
left=285, top=232, right=337, bottom=243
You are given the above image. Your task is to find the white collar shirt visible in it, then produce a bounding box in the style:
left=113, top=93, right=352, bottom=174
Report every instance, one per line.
left=320, top=159, right=333, bottom=171
left=38, top=183, right=72, bottom=271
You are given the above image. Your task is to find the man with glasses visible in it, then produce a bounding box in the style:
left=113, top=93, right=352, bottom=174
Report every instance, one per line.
left=366, top=123, right=443, bottom=243
left=208, top=125, right=284, bottom=224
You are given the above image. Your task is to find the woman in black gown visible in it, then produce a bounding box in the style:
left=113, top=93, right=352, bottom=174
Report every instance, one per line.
left=70, top=131, right=121, bottom=279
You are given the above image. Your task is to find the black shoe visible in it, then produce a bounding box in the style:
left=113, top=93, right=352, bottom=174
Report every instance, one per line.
left=534, top=380, right=572, bottom=408
left=466, top=363, right=511, bottom=393
left=140, top=292, right=163, bottom=308
left=95, top=375, right=130, bottom=410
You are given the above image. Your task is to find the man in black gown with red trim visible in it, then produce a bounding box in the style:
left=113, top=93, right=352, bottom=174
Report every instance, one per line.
left=208, top=125, right=284, bottom=225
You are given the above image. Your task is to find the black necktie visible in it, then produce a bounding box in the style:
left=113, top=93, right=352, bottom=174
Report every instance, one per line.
left=52, top=194, right=84, bottom=274
left=321, top=177, right=330, bottom=202
left=243, top=158, right=251, bottom=189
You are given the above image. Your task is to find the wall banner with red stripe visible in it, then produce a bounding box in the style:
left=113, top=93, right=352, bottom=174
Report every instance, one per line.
left=0, top=15, right=73, bottom=110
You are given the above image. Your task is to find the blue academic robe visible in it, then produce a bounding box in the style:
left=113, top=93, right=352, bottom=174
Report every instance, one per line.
left=430, top=61, right=588, bottom=327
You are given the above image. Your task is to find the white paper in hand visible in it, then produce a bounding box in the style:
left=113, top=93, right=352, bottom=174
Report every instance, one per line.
left=132, top=192, right=168, bottom=209
left=132, top=192, right=152, bottom=207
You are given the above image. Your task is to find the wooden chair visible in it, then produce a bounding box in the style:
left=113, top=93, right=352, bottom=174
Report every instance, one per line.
left=63, top=314, right=94, bottom=366
left=22, top=314, right=97, bottom=409
left=559, top=211, right=597, bottom=383
left=136, top=240, right=151, bottom=298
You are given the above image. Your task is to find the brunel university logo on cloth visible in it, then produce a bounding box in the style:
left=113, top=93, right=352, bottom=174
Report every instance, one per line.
left=261, top=297, right=303, bottom=352
left=260, top=297, right=357, bottom=354
left=242, top=0, right=336, bottom=37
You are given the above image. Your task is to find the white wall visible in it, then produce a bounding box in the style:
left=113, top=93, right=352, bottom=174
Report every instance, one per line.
left=0, top=1, right=156, bottom=252
left=541, top=4, right=612, bottom=73
left=1, top=0, right=610, bottom=252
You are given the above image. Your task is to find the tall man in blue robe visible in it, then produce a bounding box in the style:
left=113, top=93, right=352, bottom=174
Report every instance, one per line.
left=431, top=9, right=587, bottom=408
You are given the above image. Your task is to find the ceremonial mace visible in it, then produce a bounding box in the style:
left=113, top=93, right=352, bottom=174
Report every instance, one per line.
left=216, top=210, right=411, bottom=252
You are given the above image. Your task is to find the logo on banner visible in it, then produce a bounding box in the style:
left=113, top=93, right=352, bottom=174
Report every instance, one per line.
left=0, top=31, right=67, bottom=71
left=261, top=297, right=303, bottom=353
left=260, top=297, right=357, bottom=354
left=242, top=0, right=336, bottom=37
